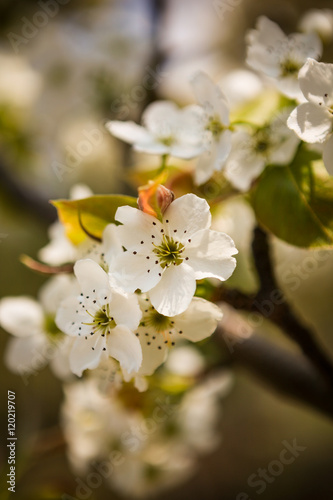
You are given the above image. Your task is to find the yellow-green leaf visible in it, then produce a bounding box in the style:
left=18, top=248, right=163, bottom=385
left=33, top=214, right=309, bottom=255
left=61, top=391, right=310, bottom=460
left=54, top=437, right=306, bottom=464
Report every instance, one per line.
left=52, top=195, right=137, bottom=244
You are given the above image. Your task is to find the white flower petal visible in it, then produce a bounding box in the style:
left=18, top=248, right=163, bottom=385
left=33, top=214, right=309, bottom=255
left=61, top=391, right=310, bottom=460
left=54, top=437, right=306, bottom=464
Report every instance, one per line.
left=5, top=334, right=49, bottom=374
left=136, top=328, right=168, bottom=376
left=69, top=335, right=105, bottom=376
left=194, top=130, right=232, bottom=186
left=111, top=252, right=162, bottom=293
left=142, top=100, right=179, bottom=136
left=275, top=75, right=303, bottom=101
left=49, top=336, right=74, bottom=380
left=74, top=259, right=111, bottom=306
left=299, top=58, right=333, bottom=105
left=323, top=134, right=333, bottom=175
left=0, top=297, right=44, bottom=337
left=191, top=71, right=229, bottom=124
left=115, top=205, right=163, bottom=250
left=246, top=17, right=286, bottom=77
left=39, top=275, right=79, bottom=315
left=109, top=289, right=141, bottom=331
left=290, top=33, right=322, bottom=63
left=287, top=102, right=332, bottom=143
left=225, top=152, right=265, bottom=192
left=55, top=296, right=91, bottom=337
left=133, top=141, right=170, bottom=156
left=107, top=325, right=142, bottom=374
left=149, top=263, right=196, bottom=316
left=106, top=121, right=152, bottom=144
left=169, top=143, right=204, bottom=160
left=213, top=129, right=233, bottom=168
left=174, top=298, right=222, bottom=342
left=194, top=150, right=217, bottom=185
left=102, top=224, right=123, bottom=270
left=185, top=229, right=237, bottom=280
left=163, top=193, right=211, bottom=238
left=269, top=129, right=300, bottom=165
left=38, top=222, right=77, bottom=266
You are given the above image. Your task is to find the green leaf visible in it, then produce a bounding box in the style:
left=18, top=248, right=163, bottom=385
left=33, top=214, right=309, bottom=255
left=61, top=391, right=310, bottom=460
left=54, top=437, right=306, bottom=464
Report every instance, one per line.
left=250, top=147, right=333, bottom=249
left=52, top=194, right=137, bottom=244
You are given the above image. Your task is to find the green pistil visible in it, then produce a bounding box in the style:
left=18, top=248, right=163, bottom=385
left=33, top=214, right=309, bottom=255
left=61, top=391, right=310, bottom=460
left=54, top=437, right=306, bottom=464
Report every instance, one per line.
left=144, top=308, right=172, bottom=332
left=281, top=58, right=301, bottom=77
left=159, top=136, right=174, bottom=147
left=253, top=128, right=271, bottom=155
left=206, top=117, right=225, bottom=137
left=83, top=305, right=116, bottom=335
left=152, top=235, right=185, bottom=268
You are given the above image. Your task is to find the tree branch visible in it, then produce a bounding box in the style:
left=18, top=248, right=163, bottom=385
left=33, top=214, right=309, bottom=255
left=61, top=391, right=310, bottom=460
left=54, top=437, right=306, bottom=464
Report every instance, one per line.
left=251, top=226, right=333, bottom=385
left=215, top=305, right=333, bottom=419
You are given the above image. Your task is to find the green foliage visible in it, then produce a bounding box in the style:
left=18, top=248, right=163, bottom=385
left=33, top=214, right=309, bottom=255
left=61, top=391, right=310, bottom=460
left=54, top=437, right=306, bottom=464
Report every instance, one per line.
left=52, top=194, right=137, bottom=244
left=250, top=146, right=333, bottom=249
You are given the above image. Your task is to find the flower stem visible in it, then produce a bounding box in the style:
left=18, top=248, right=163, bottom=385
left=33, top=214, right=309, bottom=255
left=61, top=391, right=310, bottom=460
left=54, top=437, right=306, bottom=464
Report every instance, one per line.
left=156, top=154, right=168, bottom=175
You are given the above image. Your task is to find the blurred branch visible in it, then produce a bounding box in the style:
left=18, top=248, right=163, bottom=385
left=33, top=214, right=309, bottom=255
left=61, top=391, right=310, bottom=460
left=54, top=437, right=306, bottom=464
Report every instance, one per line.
left=215, top=305, right=333, bottom=419
left=0, top=158, right=56, bottom=223
left=214, top=227, right=333, bottom=387
left=251, top=226, right=333, bottom=386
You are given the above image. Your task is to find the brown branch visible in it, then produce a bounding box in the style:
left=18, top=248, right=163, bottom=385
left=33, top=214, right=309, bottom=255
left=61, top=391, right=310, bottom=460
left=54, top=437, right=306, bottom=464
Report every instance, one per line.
left=215, top=305, right=333, bottom=419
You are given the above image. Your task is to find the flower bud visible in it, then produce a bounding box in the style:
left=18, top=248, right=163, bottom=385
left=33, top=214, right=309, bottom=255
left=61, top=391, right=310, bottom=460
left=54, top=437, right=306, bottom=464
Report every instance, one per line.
left=138, top=182, right=174, bottom=219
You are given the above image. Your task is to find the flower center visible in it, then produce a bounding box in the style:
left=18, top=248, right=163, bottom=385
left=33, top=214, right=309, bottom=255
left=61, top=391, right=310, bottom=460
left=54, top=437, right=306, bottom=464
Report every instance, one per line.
left=83, top=305, right=116, bottom=336
left=144, top=308, right=173, bottom=332
left=206, top=116, right=225, bottom=137
left=280, top=57, right=301, bottom=77
left=253, top=128, right=271, bottom=155
left=159, top=136, right=174, bottom=147
left=152, top=235, right=185, bottom=268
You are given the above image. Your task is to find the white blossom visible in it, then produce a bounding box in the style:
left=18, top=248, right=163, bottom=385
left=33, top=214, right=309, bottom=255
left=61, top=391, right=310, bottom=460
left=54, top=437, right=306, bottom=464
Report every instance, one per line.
left=0, top=275, right=78, bottom=378
left=111, top=193, right=237, bottom=317
left=130, top=294, right=222, bottom=377
left=106, top=100, right=204, bottom=159
left=246, top=16, right=322, bottom=100
left=224, top=109, right=300, bottom=191
left=190, top=71, right=232, bottom=185
left=287, top=58, right=333, bottom=175
left=298, top=9, right=333, bottom=44
left=61, top=379, right=135, bottom=472
left=55, top=259, right=142, bottom=377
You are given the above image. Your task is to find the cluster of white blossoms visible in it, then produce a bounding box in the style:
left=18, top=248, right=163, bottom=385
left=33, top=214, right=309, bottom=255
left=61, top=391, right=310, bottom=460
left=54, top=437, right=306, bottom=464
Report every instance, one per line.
left=61, top=352, right=233, bottom=498
left=246, top=16, right=322, bottom=100
left=107, top=71, right=232, bottom=186
left=106, top=16, right=332, bottom=191
left=0, top=188, right=237, bottom=387
left=2, top=10, right=333, bottom=498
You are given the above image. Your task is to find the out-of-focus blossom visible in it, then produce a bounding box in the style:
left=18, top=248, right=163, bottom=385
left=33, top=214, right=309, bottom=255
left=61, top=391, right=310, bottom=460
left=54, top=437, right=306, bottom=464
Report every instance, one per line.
left=225, top=109, right=300, bottom=191
left=246, top=16, right=322, bottom=100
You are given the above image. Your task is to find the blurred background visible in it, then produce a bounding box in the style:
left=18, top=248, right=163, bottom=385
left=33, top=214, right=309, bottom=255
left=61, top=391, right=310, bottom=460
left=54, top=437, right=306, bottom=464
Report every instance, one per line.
left=1, top=0, right=333, bottom=499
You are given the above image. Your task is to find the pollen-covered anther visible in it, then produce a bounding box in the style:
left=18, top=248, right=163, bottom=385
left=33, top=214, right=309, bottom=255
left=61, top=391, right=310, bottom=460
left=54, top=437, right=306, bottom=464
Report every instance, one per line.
left=152, top=234, right=185, bottom=268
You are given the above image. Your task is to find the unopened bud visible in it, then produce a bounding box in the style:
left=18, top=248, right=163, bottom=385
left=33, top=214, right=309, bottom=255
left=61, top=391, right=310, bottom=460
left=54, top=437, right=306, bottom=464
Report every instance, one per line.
left=138, top=182, right=174, bottom=220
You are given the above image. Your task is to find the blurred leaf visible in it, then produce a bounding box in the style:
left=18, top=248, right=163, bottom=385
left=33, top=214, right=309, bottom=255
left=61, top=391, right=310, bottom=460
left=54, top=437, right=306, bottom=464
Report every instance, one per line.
left=250, top=147, right=333, bottom=249
left=52, top=195, right=137, bottom=244
left=230, top=89, right=295, bottom=126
